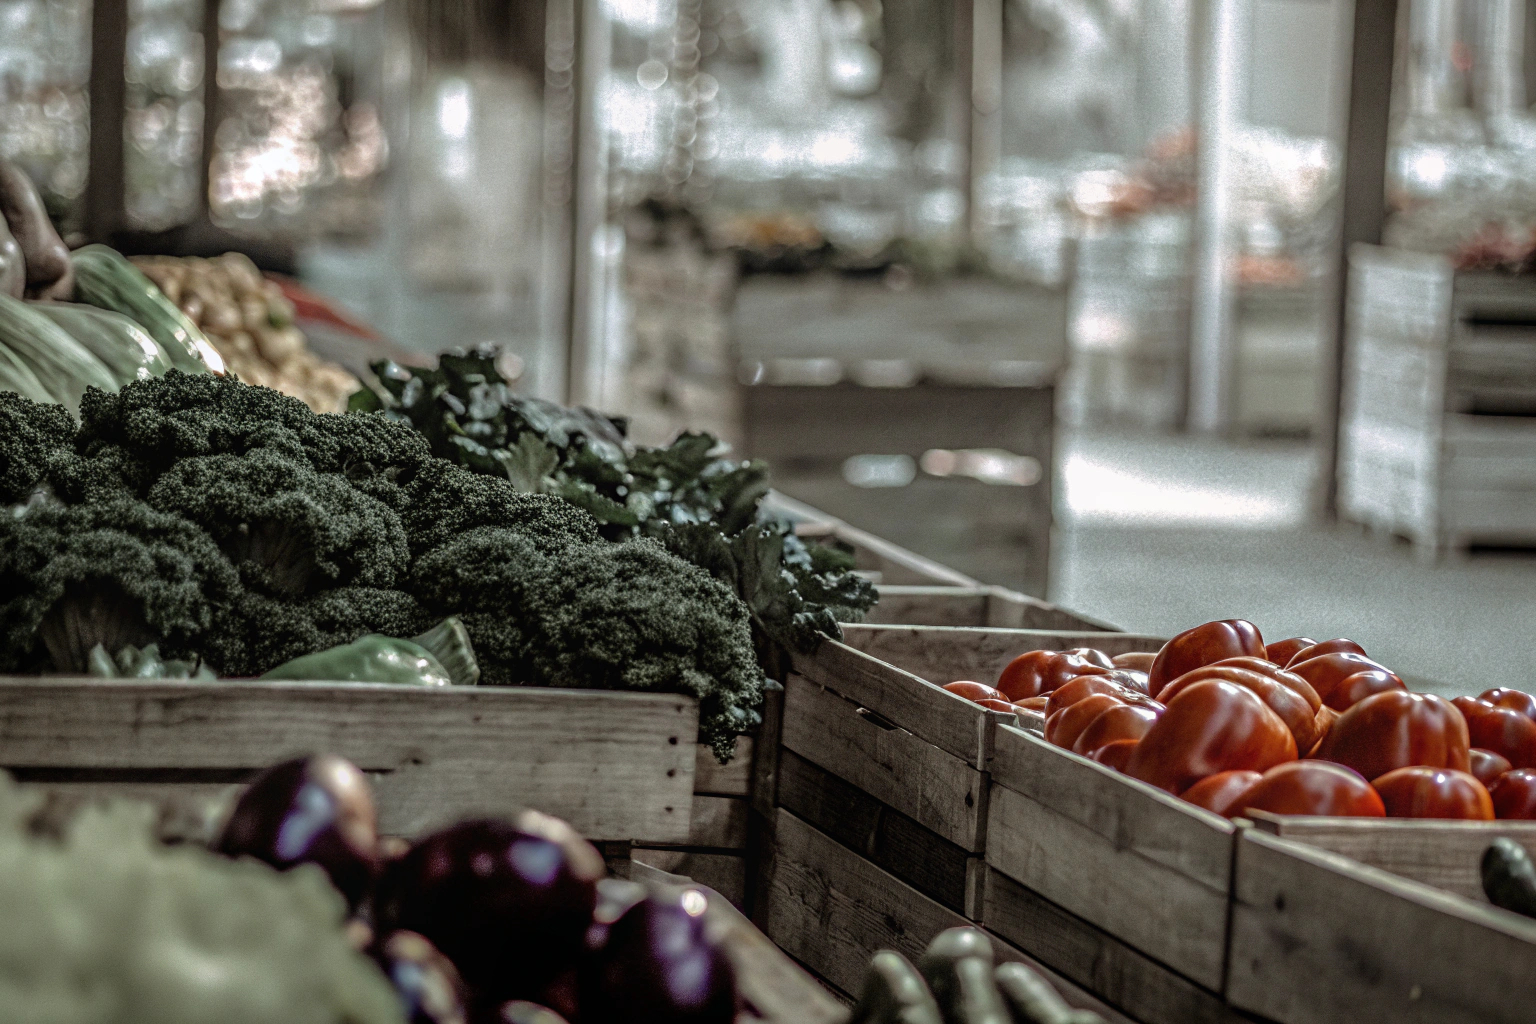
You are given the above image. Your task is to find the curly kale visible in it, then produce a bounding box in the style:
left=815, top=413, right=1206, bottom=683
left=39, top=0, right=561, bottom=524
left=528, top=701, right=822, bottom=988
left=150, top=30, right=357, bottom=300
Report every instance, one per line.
left=411, top=531, right=764, bottom=760
left=398, top=460, right=597, bottom=558
left=0, top=497, right=240, bottom=673
left=0, top=391, right=74, bottom=505
left=202, top=587, right=431, bottom=678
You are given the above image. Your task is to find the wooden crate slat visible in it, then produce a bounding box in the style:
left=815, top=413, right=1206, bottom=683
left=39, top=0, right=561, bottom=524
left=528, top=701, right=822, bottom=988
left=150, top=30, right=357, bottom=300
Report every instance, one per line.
left=864, top=585, right=1119, bottom=632
left=782, top=674, right=986, bottom=851
left=1228, top=829, right=1536, bottom=1024
left=695, top=736, right=754, bottom=797
left=837, top=624, right=1164, bottom=690
left=0, top=678, right=698, bottom=843
left=685, top=794, right=749, bottom=849
left=631, top=849, right=749, bottom=909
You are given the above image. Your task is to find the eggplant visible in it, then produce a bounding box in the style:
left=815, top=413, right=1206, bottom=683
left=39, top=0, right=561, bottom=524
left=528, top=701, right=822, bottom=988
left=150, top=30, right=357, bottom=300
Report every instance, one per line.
left=578, top=888, right=737, bottom=1024
left=375, top=811, right=606, bottom=1004
left=1483, top=837, right=1536, bottom=919
left=489, top=1004, right=570, bottom=1024
left=215, top=753, right=380, bottom=910
left=375, top=930, right=470, bottom=1024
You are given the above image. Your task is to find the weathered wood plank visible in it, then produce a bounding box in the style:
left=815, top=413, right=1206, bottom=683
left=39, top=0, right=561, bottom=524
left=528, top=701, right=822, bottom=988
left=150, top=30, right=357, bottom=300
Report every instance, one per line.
left=984, top=867, right=1244, bottom=1024
left=1246, top=809, right=1536, bottom=901
left=791, top=642, right=993, bottom=768
left=986, top=779, right=1231, bottom=990
left=750, top=685, right=785, bottom=818
left=631, top=849, right=749, bottom=909
left=837, top=625, right=1165, bottom=690
left=685, top=794, right=749, bottom=850
left=0, top=678, right=697, bottom=843
left=782, top=674, right=986, bottom=851
left=1228, top=829, right=1536, bottom=1024
left=776, top=747, right=975, bottom=915
left=863, top=586, right=1119, bottom=632
left=695, top=737, right=753, bottom=797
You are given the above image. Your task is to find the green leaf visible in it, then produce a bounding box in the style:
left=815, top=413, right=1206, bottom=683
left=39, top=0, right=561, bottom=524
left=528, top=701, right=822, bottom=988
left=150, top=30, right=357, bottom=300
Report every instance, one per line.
left=495, top=432, right=560, bottom=493
left=347, top=387, right=383, bottom=414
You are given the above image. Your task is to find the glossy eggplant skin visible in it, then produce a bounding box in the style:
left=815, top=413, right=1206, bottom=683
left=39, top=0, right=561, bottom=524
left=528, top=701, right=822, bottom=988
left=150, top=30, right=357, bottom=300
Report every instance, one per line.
left=374, top=930, right=470, bottom=1024
left=578, top=889, right=736, bottom=1024
left=375, top=815, right=605, bottom=1005
left=215, top=753, right=381, bottom=910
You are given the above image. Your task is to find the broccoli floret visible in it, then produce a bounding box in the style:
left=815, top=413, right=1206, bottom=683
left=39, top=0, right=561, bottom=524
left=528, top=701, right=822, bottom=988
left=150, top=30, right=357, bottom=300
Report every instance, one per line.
left=0, top=497, right=240, bottom=673
left=399, top=459, right=598, bottom=557
left=410, top=532, right=765, bottom=760
left=147, top=449, right=410, bottom=596
left=202, top=587, right=431, bottom=678
left=0, top=391, right=74, bottom=505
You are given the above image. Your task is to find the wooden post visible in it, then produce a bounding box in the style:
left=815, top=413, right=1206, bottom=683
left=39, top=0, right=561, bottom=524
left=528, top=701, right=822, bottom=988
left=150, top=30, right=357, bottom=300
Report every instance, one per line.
left=1314, top=0, right=1398, bottom=517
left=86, top=0, right=129, bottom=242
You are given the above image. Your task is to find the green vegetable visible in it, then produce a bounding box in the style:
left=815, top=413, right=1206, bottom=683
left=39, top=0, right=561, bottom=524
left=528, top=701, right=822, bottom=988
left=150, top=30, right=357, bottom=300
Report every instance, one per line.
left=410, top=615, right=480, bottom=686
left=31, top=300, right=172, bottom=384
left=0, top=294, right=119, bottom=413
left=87, top=642, right=216, bottom=679
left=70, top=243, right=221, bottom=374
left=1483, top=838, right=1536, bottom=919
left=0, top=390, right=73, bottom=504
left=918, top=929, right=1009, bottom=1024
left=847, top=951, right=943, bottom=1024
left=995, top=963, right=1102, bottom=1024
left=0, top=337, right=55, bottom=405
left=0, top=770, right=405, bottom=1024
left=260, top=632, right=453, bottom=686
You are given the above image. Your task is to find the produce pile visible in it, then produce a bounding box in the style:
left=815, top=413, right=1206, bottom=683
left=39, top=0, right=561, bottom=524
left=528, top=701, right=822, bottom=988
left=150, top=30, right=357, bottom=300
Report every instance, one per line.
left=350, top=348, right=877, bottom=676
left=0, top=373, right=766, bottom=759
left=950, top=619, right=1536, bottom=821
left=133, top=252, right=359, bottom=413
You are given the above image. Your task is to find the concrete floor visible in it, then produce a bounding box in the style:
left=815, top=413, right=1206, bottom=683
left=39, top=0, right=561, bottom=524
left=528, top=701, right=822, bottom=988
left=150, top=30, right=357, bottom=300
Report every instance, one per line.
left=1051, top=430, right=1536, bottom=698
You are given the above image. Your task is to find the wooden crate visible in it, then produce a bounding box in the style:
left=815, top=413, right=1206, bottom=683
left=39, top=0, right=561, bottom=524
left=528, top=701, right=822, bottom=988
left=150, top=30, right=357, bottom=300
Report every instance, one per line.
left=864, top=584, right=1120, bottom=632
left=0, top=676, right=712, bottom=847
left=632, top=736, right=756, bottom=909
left=765, top=491, right=981, bottom=586
left=755, top=806, right=1134, bottom=1023
left=1227, top=829, right=1536, bottom=1024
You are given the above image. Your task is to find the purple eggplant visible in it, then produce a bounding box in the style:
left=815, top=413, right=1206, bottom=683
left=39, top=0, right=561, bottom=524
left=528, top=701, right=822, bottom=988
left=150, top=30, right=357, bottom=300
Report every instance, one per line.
left=215, top=753, right=380, bottom=909
left=375, top=931, right=470, bottom=1024
left=375, top=811, right=606, bottom=1004
left=578, top=888, right=737, bottom=1024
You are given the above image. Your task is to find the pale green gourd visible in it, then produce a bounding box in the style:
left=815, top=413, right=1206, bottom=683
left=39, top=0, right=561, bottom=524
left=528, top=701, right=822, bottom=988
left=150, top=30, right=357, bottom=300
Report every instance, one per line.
left=0, top=294, right=119, bottom=413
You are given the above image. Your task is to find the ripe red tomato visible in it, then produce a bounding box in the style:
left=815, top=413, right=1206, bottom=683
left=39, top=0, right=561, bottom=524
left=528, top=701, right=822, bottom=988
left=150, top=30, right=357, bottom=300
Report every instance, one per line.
left=1307, top=706, right=1340, bottom=758
left=977, top=698, right=1021, bottom=713
left=1490, top=769, right=1536, bottom=820
left=1043, top=674, right=1160, bottom=721
left=1264, top=637, right=1317, bottom=667
left=1180, top=770, right=1262, bottom=816
left=1147, top=620, right=1266, bottom=698
left=1481, top=687, right=1536, bottom=722
left=1102, top=668, right=1152, bottom=696
left=1288, top=653, right=1404, bottom=711
left=1316, top=691, right=1470, bottom=781
left=1470, top=748, right=1514, bottom=788
left=1072, top=704, right=1161, bottom=757
left=1210, top=657, right=1322, bottom=713
left=1126, top=679, right=1297, bottom=794
left=1285, top=638, right=1367, bottom=666
left=1088, top=739, right=1139, bottom=772
left=1460, top=702, right=1536, bottom=769
left=1045, top=693, right=1124, bottom=750
left=996, top=649, right=1112, bottom=701
left=1327, top=670, right=1406, bottom=712
left=1014, top=695, right=1050, bottom=712
left=1236, top=760, right=1385, bottom=817
left=1372, top=766, right=1493, bottom=820
left=944, top=681, right=1006, bottom=703
left=1157, top=665, right=1319, bottom=754
left=1112, top=652, right=1156, bottom=673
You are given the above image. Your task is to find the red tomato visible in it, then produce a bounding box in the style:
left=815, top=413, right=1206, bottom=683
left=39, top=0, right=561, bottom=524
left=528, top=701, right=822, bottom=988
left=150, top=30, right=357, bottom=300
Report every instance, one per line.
left=1316, top=691, right=1470, bottom=781
left=977, top=698, right=1021, bottom=713
left=944, top=681, right=1005, bottom=703
left=1288, top=653, right=1405, bottom=711
left=1264, top=637, right=1317, bottom=667
left=1126, top=680, right=1297, bottom=794
left=996, top=649, right=1112, bottom=701
left=1372, top=766, right=1493, bottom=820
left=1157, top=665, right=1319, bottom=754
left=1211, top=657, right=1322, bottom=713
left=1326, top=670, right=1406, bottom=712
left=1072, top=704, right=1161, bottom=756
left=1147, top=620, right=1266, bottom=698
left=1102, top=668, right=1152, bottom=696
left=1285, top=638, right=1368, bottom=666
left=1460, top=702, right=1536, bottom=769
left=1111, top=652, right=1156, bottom=673
left=1490, top=769, right=1536, bottom=820
left=1088, top=739, right=1139, bottom=772
left=1045, top=693, right=1124, bottom=750
left=1470, top=748, right=1514, bottom=788
left=1451, top=695, right=1489, bottom=720
left=1014, top=695, right=1050, bottom=712
left=1181, top=770, right=1262, bottom=816
left=1236, top=760, right=1385, bottom=818
left=1307, top=706, right=1340, bottom=758
left=1043, top=675, right=1160, bottom=721
left=1481, top=687, right=1536, bottom=722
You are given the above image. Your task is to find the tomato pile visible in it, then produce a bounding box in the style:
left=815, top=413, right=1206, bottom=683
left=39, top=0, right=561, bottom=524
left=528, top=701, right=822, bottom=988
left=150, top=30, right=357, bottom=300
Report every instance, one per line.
left=947, top=619, right=1536, bottom=821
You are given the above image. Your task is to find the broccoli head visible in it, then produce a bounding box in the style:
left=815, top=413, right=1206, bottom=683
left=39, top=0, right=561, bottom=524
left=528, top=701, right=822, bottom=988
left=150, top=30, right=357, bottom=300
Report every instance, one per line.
left=0, top=391, right=75, bottom=505
left=202, top=587, right=432, bottom=677
left=147, top=448, right=410, bottom=596
left=0, top=497, right=240, bottom=673
left=399, top=459, right=597, bottom=558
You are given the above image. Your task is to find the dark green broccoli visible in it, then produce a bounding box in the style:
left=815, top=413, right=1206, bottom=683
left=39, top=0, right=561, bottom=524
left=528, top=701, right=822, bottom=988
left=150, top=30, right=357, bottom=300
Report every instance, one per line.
left=0, top=390, right=74, bottom=505
left=411, top=531, right=764, bottom=760
left=399, top=459, right=598, bottom=558
left=0, top=497, right=241, bottom=673
left=202, top=587, right=432, bottom=678
left=146, top=448, right=410, bottom=596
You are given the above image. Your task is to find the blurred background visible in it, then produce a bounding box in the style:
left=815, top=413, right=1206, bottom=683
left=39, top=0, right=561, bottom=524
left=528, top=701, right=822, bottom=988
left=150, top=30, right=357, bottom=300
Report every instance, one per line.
left=23, top=0, right=1536, bottom=689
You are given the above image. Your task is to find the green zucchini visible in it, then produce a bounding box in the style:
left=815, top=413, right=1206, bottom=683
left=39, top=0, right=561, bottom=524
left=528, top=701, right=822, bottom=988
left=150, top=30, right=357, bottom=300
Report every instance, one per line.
left=69, top=244, right=220, bottom=374
left=31, top=301, right=172, bottom=385
left=847, top=951, right=943, bottom=1024
left=996, top=962, right=1102, bottom=1024
left=0, top=336, right=55, bottom=404
left=0, top=294, right=118, bottom=413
